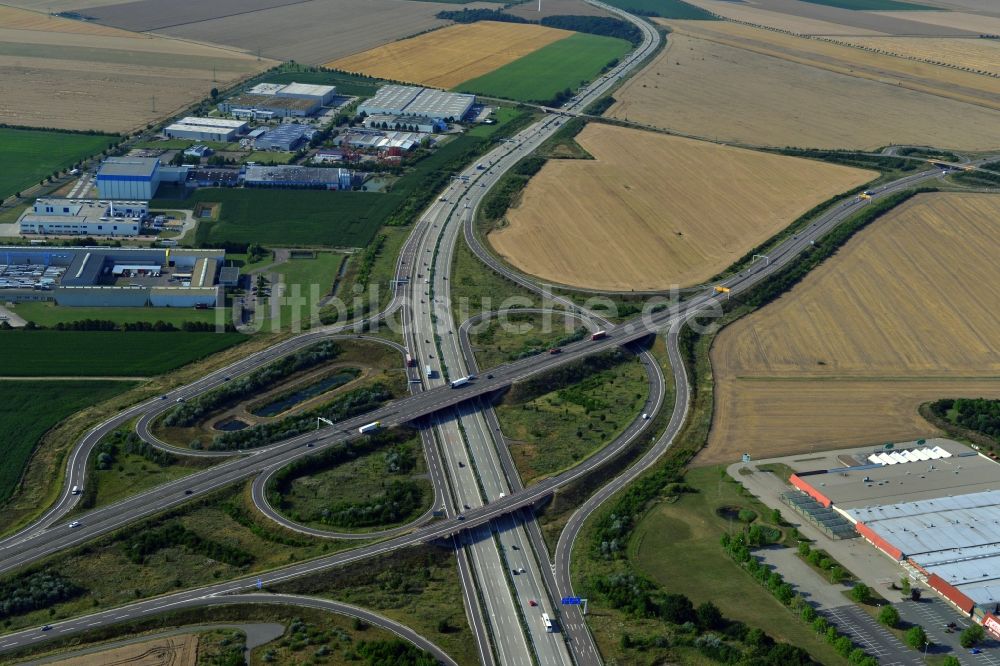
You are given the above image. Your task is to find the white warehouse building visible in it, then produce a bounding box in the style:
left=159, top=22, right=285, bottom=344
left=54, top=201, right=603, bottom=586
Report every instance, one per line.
left=164, top=117, right=248, bottom=143
left=96, top=157, right=161, bottom=200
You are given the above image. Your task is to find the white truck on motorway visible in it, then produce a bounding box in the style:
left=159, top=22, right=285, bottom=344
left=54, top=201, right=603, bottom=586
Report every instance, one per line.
left=450, top=376, right=471, bottom=389
left=358, top=421, right=381, bottom=434
left=425, top=364, right=435, bottom=379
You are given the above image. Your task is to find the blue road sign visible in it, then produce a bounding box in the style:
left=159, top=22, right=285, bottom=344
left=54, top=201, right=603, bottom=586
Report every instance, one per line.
left=256, top=578, right=263, bottom=590
left=561, top=597, right=582, bottom=605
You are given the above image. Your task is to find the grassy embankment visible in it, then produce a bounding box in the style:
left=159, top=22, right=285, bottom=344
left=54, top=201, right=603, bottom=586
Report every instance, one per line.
left=4, top=606, right=404, bottom=665
left=272, top=429, right=434, bottom=533
left=273, top=544, right=477, bottom=666
left=495, top=349, right=649, bottom=485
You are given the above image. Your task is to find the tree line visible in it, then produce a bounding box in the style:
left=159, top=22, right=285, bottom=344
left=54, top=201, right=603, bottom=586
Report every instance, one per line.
left=0, top=571, right=84, bottom=620
left=122, top=524, right=253, bottom=567
left=589, top=571, right=815, bottom=664
left=321, top=480, right=425, bottom=529
left=165, top=341, right=342, bottom=428
left=932, top=398, right=1000, bottom=442
left=209, top=383, right=392, bottom=451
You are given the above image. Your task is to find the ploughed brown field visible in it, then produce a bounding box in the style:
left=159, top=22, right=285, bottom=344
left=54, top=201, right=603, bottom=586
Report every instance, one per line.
left=488, top=124, right=874, bottom=291
left=151, top=0, right=501, bottom=65
left=702, top=193, right=1000, bottom=465
left=326, top=21, right=571, bottom=89
left=608, top=20, right=1000, bottom=150
left=0, top=6, right=271, bottom=133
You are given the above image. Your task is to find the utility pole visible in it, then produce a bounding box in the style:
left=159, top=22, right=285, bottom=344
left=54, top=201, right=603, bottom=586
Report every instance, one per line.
left=151, top=95, right=156, bottom=113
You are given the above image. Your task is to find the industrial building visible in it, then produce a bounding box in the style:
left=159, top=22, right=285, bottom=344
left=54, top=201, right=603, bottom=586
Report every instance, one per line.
left=359, top=85, right=475, bottom=124
left=0, top=246, right=225, bottom=307
left=220, top=94, right=320, bottom=119
left=243, top=165, right=353, bottom=190
left=20, top=198, right=147, bottom=237
left=363, top=113, right=437, bottom=134
left=345, top=129, right=422, bottom=152
left=248, top=81, right=336, bottom=106
left=97, top=157, right=161, bottom=200
left=253, top=123, right=312, bottom=151
left=786, top=439, right=1000, bottom=636
left=164, top=117, right=248, bottom=143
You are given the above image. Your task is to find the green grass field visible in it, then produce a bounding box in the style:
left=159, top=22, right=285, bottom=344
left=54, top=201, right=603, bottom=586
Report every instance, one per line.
left=154, top=188, right=400, bottom=248
left=8, top=302, right=221, bottom=328
left=496, top=353, right=648, bottom=484
left=800, top=0, right=933, bottom=9
left=0, top=331, right=246, bottom=376
left=469, top=312, right=588, bottom=370
left=0, top=381, right=135, bottom=503
left=243, top=151, right=295, bottom=164
left=598, top=0, right=718, bottom=18
left=628, top=466, right=849, bottom=665
left=0, top=128, right=117, bottom=200
left=259, top=252, right=347, bottom=330
left=277, top=433, right=432, bottom=531
left=456, top=33, right=631, bottom=103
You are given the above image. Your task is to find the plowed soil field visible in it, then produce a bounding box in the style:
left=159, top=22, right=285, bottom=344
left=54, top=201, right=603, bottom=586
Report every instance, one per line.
left=0, top=7, right=270, bottom=132
left=702, top=193, right=1000, bottom=464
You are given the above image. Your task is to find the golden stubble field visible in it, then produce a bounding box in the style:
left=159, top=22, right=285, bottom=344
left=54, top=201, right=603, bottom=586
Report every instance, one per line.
left=326, top=21, right=570, bottom=89
left=834, top=36, right=1000, bottom=76
left=48, top=633, right=198, bottom=665
left=608, top=22, right=1000, bottom=150
left=0, top=7, right=272, bottom=133
left=702, top=193, right=1000, bottom=465
left=488, top=124, right=874, bottom=291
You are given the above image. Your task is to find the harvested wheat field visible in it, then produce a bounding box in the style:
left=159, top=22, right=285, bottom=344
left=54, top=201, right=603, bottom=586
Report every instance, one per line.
left=327, top=21, right=570, bottom=89
left=607, top=29, right=1000, bottom=150
left=0, top=5, right=136, bottom=36
left=701, top=193, right=1000, bottom=465
left=0, top=8, right=272, bottom=132
left=488, top=124, right=874, bottom=291
left=48, top=633, right=198, bottom=665
left=873, top=10, right=1000, bottom=34
left=680, top=0, right=886, bottom=34
left=834, top=36, right=1000, bottom=76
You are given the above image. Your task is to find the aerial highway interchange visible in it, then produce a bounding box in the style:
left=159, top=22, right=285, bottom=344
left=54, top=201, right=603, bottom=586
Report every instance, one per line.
left=1, top=1, right=998, bottom=663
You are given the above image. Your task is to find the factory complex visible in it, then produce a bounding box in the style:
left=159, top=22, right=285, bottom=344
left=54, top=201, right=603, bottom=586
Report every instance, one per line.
left=786, top=439, right=1000, bottom=635
left=165, top=117, right=249, bottom=143
left=19, top=198, right=148, bottom=237
left=358, top=85, right=475, bottom=125
left=243, top=165, right=353, bottom=190
left=0, top=246, right=229, bottom=308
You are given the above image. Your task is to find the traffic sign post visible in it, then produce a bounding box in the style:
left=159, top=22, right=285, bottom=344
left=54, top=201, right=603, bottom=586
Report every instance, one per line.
left=256, top=577, right=263, bottom=590
left=561, top=597, right=588, bottom=614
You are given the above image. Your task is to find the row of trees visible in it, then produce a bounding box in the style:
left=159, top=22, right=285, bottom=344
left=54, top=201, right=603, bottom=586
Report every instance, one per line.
left=0, top=571, right=84, bottom=620
left=122, top=524, right=253, bottom=567
left=210, top=383, right=392, bottom=451
left=936, top=397, right=1000, bottom=441
left=47, top=319, right=223, bottom=332
left=590, top=572, right=814, bottom=664
left=723, top=533, right=881, bottom=666
left=321, top=480, right=425, bottom=529
left=165, top=341, right=342, bottom=427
